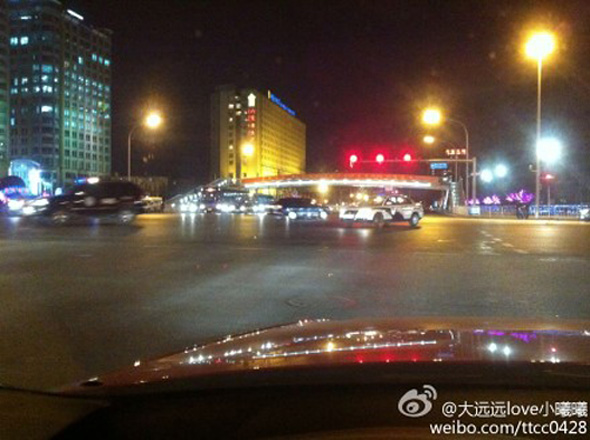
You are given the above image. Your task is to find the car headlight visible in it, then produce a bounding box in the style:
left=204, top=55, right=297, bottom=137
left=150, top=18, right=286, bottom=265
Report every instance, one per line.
left=199, top=204, right=205, bottom=210
left=7, top=199, right=24, bottom=211
left=31, top=198, right=49, bottom=207
left=22, top=206, right=36, bottom=216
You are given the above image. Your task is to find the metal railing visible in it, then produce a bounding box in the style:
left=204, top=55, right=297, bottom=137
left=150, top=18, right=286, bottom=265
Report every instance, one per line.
left=474, top=204, right=586, bottom=219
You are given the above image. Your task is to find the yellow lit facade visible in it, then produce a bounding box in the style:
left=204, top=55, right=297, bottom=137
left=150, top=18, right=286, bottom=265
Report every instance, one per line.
left=210, top=86, right=306, bottom=180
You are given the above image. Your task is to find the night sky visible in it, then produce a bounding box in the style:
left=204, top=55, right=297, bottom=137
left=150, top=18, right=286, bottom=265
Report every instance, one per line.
left=66, top=0, right=590, bottom=199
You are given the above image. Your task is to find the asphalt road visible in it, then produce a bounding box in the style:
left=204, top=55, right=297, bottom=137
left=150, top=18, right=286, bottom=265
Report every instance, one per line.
left=1, top=213, right=590, bottom=390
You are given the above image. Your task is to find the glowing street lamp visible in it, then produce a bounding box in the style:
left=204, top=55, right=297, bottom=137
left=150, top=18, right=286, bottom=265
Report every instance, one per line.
left=375, top=153, right=385, bottom=164
left=145, top=112, right=162, bottom=129
left=242, top=143, right=255, bottom=157
left=422, top=108, right=442, bottom=126
left=536, top=137, right=562, bottom=164
left=423, top=135, right=435, bottom=144
left=494, top=164, right=508, bottom=178
left=128, top=111, right=163, bottom=179
left=525, top=32, right=556, bottom=61
left=480, top=169, right=494, bottom=183
left=525, top=30, right=556, bottom=217
left=421, top=107, right=472, bottom=202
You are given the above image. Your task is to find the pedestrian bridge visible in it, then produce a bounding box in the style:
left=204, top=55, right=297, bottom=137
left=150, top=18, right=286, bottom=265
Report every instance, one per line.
left=241, top=173, right=449, bottom=191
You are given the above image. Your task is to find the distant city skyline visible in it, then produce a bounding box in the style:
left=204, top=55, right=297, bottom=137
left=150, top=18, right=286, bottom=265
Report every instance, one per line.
left=62, top=0, right=590, bottom=200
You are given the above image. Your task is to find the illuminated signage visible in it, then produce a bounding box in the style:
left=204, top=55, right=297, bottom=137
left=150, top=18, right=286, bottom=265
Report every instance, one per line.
left=247, top=93, right=256, bottom=107
left=267, top=91, right=296, bottom=116
left=430, top=162, right=448, bottom=170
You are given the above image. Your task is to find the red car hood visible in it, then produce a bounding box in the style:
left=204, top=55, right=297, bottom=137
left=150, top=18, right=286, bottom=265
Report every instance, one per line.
left=64, top=317, right=590, bottom=395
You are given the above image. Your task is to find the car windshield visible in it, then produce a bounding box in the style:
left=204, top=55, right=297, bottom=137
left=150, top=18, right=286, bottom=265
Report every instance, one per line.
left=2, top=0, right=590, bottom=412
left=278, top=197, right=313, bottom=207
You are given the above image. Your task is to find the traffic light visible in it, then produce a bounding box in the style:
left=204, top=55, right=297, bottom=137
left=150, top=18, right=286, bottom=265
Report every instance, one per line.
left=349, top=154, right=358, bottom=168
left=375, top=153, right=384, bottom=164
left=403, top=153, right=412, bottom=162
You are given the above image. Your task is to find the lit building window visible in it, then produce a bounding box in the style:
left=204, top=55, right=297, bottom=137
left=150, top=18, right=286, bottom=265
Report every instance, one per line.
left=10, top=37, right=18, bottom=46
left=78, top=56, right=83, bottom=64
left=20, top=36, right=29, bottom=45
left=41, top=106, right=53, bottom=113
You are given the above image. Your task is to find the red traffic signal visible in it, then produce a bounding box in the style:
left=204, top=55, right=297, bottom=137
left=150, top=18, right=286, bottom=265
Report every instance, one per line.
left=349, top=154, right=358, bottom=168
left=403, top=153, right=412, bottom=162
left=375, top=153, right=384, bottom=164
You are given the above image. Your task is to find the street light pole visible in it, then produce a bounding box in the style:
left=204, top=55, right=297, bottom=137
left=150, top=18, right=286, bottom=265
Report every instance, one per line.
left=534, top=58, right=542, bottom=218
left=127, top=124, right=140, bottom=180
left=127, top=112, right=163, bottom=180
left=448, top=118, right=470, bottom=202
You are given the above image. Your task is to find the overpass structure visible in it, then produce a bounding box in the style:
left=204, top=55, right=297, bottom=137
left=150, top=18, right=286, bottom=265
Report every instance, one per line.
left=241, top=172, right=449, bottom=191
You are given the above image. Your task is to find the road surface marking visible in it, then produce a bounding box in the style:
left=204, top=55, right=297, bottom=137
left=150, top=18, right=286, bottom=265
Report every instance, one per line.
left=515, top=249, right=528, bottom=254
left=502, top=243, right=514, bottom=248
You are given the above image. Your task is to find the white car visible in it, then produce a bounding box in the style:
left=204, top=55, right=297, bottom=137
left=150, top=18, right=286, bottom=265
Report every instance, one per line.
left=580, top=207, right=590, bottom=221
left=339, top=195, right=424, bottom=227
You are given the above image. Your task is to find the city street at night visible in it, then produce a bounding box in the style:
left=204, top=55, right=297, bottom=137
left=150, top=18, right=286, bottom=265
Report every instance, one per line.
left=1, top=213, right=589, bottom=390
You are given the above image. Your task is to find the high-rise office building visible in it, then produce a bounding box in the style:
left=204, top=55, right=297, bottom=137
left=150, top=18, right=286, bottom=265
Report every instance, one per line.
left=211, top=85, right=306, bottom=181
left=0, top=0, right=9, bottom=175
left=7, top=0, right=112, bottom=190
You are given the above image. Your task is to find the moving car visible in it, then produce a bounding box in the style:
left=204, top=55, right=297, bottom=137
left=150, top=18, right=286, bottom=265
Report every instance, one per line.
left=141, top=196, right=164, bottom=213
left=580, top=206, right=590, bottom=221
left=41, top=180, right=144, bottom=225
left=269, top=197, right=329, bottom=220
left=340, top=194, right=424, bottom=227
left=5, top=318, right=590, bottom=439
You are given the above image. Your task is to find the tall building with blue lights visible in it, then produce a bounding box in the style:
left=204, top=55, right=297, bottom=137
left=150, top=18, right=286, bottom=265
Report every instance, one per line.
left=7, top=0, right=112, bottom=190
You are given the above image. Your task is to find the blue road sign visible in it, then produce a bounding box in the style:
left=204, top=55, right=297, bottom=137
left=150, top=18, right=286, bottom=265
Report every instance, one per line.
left=430, top=162, right=448, bottom=170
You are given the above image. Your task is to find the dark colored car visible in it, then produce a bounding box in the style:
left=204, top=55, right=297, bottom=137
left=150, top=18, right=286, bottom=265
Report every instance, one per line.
left=43, top=181, right=144, bottom=225
left=269, top=197, right=329, bottom=220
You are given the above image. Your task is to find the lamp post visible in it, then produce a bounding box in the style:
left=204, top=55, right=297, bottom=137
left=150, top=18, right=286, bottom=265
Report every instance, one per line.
left=536, top=138, right=562, bottom=216
left=525, top=31, right=556, bottom=217
left=422, top=109, right=472, bottom=202
left=127, top=112, right=162, bottom=180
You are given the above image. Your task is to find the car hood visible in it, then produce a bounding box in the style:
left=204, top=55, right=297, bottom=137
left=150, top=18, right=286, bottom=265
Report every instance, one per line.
left=64, top=317, right=590, bottom=395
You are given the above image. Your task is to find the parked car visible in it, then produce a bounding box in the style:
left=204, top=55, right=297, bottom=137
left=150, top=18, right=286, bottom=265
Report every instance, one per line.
left=42, top=180, right=144, bottom=225
left=269, top=197, right=329, bottom=220
left=339, top=194, right=424, bottom=227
